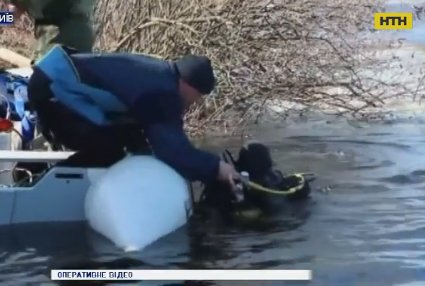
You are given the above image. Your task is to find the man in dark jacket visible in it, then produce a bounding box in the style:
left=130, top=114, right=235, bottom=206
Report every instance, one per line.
left=27, top=45, right=239, bottom=186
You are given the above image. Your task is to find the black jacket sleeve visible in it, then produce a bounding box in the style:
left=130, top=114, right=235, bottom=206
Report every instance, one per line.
left=144, top=121, right=221, bottom=182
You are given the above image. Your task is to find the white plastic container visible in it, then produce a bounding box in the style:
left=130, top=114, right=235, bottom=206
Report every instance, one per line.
left=85, top=155, right=192, bottom=252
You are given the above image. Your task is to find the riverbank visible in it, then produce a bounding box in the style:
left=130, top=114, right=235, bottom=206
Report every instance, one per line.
left=266, top=43, right=425, bottom=120
left=1, top=0, right=410, bottom=136
left=265, top=0, right=425, bottom=124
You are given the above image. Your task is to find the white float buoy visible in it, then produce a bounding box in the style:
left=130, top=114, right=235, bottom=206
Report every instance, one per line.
left=85, top=155, right=191, bottom=251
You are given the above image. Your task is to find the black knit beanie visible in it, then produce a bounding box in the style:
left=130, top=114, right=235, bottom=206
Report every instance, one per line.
left=175, top=55, right=215, bottom=95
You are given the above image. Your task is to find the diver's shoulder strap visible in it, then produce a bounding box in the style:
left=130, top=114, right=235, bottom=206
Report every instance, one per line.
left=221, top=149, right=237, bottom=166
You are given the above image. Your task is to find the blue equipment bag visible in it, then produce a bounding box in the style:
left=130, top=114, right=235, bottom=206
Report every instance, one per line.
left=0, top=70, right=37, bottom=149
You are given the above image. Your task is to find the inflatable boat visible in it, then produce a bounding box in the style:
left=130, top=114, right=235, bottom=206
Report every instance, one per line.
left=0, top=68, right=193, bottom=252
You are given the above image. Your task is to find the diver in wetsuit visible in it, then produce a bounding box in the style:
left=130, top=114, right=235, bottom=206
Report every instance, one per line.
left=27, top=45, right=240, bottom=187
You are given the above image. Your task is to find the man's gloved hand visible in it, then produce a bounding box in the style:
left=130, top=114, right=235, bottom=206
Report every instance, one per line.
left=217, top=161, right=240, bottom=191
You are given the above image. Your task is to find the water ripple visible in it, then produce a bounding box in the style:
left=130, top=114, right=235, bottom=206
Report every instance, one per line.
left=2, top=116, right=425, bottom=285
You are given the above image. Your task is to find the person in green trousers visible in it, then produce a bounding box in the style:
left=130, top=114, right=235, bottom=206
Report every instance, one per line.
left=7, top=0, right=95, bottom=62
left=4, top=0, right=95, bottom=163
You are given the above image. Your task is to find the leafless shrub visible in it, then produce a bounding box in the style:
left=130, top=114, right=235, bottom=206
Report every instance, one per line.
left=93, top=0, right=417, bottom=135
left=2, top=0, right=420, bottom=136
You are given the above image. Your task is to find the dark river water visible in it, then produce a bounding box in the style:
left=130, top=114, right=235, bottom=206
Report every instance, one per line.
left=2, top=115, right=425, bottom=285
left=1, top=1, right=425, bottom=286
